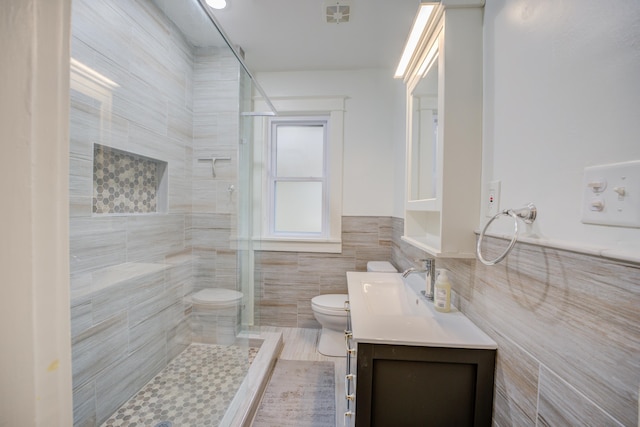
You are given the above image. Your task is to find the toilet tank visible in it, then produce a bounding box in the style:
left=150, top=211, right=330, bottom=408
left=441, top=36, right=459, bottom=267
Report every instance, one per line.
left=366, top=261, right=397, bottom=273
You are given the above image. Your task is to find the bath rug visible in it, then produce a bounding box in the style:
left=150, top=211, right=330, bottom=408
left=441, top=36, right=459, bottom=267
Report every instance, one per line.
left=252, top=359, right=336, bottom=427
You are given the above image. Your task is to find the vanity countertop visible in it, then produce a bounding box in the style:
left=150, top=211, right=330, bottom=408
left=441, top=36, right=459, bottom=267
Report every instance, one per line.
left=347, top=272, right=497, bottom=350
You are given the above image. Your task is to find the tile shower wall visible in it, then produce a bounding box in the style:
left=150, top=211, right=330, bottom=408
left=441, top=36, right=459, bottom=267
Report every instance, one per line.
left=191, top=46, right=241, bottom=292
left=69, top=1, right=240, bottom=426
left=254, top=216, right=393, bottom=327
left=390, top=217, right=640, bottom=427
left=189, top=46, right=243, bottom=345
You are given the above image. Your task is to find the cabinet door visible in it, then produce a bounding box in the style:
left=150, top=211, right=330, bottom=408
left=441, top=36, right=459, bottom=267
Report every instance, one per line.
left=355, top=343, right=495, bottom=427
left=402, top=3, right=484, bottom=258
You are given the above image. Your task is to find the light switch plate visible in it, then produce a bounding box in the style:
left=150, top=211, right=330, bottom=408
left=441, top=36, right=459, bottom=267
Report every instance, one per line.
left=581, top=160, right=640, bottom=228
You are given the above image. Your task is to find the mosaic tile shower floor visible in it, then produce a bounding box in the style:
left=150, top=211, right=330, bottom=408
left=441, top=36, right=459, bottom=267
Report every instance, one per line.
left=101, top=343, right=259, bottom=427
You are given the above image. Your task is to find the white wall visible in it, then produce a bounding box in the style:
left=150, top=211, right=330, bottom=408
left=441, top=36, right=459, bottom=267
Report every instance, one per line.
left=0, top=0, right=73, bottom=425
left=481, top=0, right=640, bottom=254
left=256, top=69, right=406, bottom=217
left=258, top=1, right=640, bottom=256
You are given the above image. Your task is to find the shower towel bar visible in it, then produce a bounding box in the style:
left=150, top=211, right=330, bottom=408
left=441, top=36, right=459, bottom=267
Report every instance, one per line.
left=197, top=156, right=231, bottom=178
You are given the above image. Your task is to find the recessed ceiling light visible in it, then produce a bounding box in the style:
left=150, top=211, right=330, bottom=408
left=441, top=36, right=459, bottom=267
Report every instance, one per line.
left=206, top=0, right=227, bottom=10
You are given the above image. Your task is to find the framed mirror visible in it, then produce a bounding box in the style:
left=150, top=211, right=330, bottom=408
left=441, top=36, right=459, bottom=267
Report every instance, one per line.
left=409, top=44, right=439, bottom=202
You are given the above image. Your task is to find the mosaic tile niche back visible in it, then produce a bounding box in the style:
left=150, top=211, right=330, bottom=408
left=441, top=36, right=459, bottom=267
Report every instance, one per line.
left=93, top=144, right=165, bottom=214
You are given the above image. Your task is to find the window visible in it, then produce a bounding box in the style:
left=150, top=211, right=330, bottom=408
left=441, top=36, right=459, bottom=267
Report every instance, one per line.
left=253, top=97, right=345, bottom=253
left=268, top=117, right=328, bottom=237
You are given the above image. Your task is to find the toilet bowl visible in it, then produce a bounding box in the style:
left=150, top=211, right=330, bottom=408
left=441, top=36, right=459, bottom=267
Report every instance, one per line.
left=311, top=261, right=397, bottom=357
left=311, top=294, right=350, bottom=357
left=190, top=288, right=243, bottom=345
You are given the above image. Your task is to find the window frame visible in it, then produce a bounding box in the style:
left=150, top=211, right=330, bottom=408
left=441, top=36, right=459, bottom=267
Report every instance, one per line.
left=253, top=97, right=345, bottom=253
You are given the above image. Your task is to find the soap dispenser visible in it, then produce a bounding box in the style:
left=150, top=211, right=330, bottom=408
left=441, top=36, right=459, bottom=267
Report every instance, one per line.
left=434, top=269, right=451, bottom=313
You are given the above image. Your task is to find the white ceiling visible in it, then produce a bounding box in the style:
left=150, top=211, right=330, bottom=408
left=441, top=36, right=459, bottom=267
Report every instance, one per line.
left=154, top=0, right=421, bottom=73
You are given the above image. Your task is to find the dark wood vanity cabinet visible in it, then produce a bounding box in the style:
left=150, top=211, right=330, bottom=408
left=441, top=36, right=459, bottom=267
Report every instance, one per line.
left=354, top=343, right=496, bottom=427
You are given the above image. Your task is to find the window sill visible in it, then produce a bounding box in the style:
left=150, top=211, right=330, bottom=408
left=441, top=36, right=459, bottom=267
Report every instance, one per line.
left=253, top=237, right=342, bottom=253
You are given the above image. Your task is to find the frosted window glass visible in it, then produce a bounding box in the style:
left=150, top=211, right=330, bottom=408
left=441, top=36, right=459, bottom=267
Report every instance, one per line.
left=276, top=125, right=324, bottom=177
left=274, top=182, right=323, bottom=233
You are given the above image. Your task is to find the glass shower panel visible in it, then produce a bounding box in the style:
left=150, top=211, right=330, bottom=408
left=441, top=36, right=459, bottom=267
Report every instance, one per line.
left=238, top=67, right=259, bottom=329
left=69, top=1, right=273, bottom=426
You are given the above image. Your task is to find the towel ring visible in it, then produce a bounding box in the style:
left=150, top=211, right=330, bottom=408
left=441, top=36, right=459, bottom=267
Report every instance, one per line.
left=476, top=203, right=537, bottom=266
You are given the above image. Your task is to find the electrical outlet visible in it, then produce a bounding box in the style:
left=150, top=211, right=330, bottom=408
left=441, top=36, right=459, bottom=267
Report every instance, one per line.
left=486, top=180, right=501, bottom=217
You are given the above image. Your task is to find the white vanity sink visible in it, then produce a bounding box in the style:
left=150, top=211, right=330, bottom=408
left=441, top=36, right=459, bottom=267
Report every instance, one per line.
left=347, top=272, right=496, bottom=349
left=361, top=279, right=427, bottom=317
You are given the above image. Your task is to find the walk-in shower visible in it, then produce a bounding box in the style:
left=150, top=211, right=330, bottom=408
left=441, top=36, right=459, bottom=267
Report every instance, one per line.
left=68, top=0, right=276, bottom=425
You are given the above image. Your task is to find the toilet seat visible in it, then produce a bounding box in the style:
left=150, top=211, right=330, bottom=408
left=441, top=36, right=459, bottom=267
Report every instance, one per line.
left=311, top=294, right=349, bottom=316
left=192, top=288, right=243, bottom=308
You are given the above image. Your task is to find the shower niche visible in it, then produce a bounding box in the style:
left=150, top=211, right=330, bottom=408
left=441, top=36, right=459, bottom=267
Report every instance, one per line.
left=92, top=144, right=168, bottom=215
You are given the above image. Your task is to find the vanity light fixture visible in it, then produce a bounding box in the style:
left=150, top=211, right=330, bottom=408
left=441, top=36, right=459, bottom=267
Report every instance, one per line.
left=394, top=3, right=437, bottom=79
left=206, top=0, right=227, bottom=9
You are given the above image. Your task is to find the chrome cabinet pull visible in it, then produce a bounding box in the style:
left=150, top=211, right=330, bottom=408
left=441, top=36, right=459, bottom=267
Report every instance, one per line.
left=345, top=301, right=352, bottom=331
left=344, top=331, right=356, bottom=355
left=344, top=330, right=352, bottom=344
left=345, top=373, right=356, bottom=395
left=344, top=411, right=354, bottom=426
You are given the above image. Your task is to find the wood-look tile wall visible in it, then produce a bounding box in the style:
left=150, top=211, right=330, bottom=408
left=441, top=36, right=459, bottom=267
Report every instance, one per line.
left=254, top=216, right=393, bottom=328
left=69, top=1, right=241, bottom=425
left=258, top=215, right=640, bottom=425
left=390, top=217, right=639, bottom=427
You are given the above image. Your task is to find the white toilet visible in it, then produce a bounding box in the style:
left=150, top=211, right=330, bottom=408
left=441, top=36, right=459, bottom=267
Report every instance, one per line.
left=190, top=288, right=243, bottom=345
left=311, top=261, right=397, bottom=356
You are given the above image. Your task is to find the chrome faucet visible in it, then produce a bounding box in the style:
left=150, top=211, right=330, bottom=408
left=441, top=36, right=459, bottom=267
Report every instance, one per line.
left=401, top=258, right=435, bottom=300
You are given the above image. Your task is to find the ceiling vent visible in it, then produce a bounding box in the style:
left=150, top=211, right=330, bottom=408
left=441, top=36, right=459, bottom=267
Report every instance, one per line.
left=324, top=1, right=351, bottom=24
